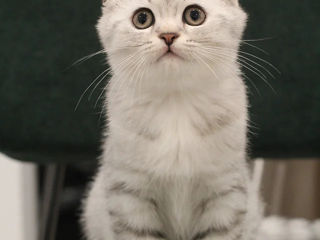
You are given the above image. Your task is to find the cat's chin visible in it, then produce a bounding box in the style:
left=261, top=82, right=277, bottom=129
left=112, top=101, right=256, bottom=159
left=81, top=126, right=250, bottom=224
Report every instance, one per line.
left=155, top=58, right=186, bottom=73
left=153, top=51, right=188, bottom=73
left=157, top=51, right=184, bottom=62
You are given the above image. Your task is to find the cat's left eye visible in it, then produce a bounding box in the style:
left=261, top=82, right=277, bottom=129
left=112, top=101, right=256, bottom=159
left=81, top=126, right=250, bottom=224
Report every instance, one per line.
left=132, top=8, right=155, bottom=29
left=183, top=5, right=206, bottom=26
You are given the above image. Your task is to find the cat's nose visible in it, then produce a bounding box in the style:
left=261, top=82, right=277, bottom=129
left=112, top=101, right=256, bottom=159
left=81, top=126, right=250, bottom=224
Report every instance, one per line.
left=159, top=33, right=179, bottom=46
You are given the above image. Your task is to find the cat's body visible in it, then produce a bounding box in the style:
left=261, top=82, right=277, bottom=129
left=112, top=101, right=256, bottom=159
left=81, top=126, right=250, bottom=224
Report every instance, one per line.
left=82, top=0, right=263, bottom=239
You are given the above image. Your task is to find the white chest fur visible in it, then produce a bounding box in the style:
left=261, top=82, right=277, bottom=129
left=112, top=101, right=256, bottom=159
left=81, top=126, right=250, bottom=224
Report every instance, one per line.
left=105, top=74, right=248, bottom=177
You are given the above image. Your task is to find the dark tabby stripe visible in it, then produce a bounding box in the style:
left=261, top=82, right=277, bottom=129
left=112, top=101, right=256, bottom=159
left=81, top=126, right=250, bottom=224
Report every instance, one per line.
left=113, top=222, right=166, bottom=239
left=108, top=182, right=158, bottom=208
left=218, top=185, right=247, bottom=198
left=108, top=181, right=141, bottom=196
left=193, top=228, right=243, bottom=240
left=192, top=210, right=246, bottom=240
left=197, top=186, right=247, bottom=215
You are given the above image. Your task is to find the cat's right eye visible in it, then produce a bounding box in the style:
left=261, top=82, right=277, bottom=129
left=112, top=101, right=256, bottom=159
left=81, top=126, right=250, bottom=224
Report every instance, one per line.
left=132, top=8, right=155, bottom=30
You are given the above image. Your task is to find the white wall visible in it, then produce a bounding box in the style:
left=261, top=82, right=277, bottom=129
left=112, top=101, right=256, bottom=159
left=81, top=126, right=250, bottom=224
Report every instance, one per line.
left=0, top=153, right=38, bottom=240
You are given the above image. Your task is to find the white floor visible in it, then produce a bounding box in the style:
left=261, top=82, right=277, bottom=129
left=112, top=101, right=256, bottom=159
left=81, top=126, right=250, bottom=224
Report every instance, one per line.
left=0, top=153, right=38, bottom=240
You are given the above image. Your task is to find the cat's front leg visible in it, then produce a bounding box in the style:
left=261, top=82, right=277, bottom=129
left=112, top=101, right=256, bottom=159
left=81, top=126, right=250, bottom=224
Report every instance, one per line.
left=193, top=187, right=248, bottom=240
left=106, top=181, right=167, bottom=240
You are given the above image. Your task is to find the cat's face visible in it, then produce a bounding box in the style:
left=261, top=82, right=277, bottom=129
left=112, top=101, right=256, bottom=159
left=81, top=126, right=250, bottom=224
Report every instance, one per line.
left=97, top=0, right=247, bottom=79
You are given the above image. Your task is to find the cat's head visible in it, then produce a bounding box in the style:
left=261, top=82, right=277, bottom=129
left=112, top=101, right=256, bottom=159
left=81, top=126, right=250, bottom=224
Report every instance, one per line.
left=97, top=0, right=247, bottom=81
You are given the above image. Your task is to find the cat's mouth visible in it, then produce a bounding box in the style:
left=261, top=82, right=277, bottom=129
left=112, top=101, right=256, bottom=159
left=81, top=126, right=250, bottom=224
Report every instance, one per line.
left=157, top=48, right=183, bottom=62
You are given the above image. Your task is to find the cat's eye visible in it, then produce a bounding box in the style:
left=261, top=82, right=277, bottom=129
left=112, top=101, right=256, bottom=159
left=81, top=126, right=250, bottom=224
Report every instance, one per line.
left=183, top=5, right=206, bottom=26
left=132, top=8, right=155, bottom=29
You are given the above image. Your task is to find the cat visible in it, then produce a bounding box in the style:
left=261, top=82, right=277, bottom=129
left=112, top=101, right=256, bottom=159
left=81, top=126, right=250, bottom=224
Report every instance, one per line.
left=82, top=0, right=263, bottom=240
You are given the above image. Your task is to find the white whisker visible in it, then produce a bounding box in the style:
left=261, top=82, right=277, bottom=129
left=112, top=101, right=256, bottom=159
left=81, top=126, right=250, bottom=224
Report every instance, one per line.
left=74, top=67, right=110, bottom=111
left=241, top=42, right=269, bottom=56
left=195, top=46, right=275, bottom=93
left=191, top=52, right=218, bottom=79
left=208, top=46, right=280, bottom=74
left=71, top=49, right=106, bottom=67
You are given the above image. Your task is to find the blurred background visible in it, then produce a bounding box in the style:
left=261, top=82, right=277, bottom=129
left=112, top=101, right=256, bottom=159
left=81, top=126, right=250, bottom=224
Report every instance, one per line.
left=0, top=0, right=319, bottom=240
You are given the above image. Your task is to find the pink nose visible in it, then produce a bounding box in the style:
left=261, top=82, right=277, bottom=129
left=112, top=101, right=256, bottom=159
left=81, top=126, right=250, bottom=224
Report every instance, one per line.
left=159, top=33, right=179, bottom=46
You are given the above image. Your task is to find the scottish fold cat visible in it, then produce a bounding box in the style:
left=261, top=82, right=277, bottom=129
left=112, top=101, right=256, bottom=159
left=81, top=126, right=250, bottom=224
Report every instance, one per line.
left=82, top=1, right=263, bottom=239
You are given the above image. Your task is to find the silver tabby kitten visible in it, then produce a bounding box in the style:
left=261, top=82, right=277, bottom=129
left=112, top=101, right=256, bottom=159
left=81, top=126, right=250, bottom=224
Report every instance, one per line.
left=82, top=0, right=263, bottom=240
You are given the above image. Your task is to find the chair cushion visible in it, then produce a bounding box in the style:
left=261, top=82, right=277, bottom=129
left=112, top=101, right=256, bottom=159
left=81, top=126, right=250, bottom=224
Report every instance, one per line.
left=0, top=0, right=319, bottom=163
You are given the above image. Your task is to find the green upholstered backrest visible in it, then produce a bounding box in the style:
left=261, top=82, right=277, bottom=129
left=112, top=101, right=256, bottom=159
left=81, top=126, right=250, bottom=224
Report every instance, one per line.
left=0, top=0, right=104, bottom=163
left=243, top=0, right=320, bottom=158
left=0, top=0, right=319, bottom=163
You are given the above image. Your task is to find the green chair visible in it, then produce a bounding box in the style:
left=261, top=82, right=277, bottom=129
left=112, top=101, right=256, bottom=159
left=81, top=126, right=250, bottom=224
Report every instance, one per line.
left=1, top=0, right=319, bottom=239
left=1, top=1, right=104, bottom=239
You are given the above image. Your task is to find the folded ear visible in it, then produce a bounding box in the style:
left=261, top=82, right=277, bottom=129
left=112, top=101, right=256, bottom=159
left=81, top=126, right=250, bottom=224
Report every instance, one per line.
left=229, top=0, right=239, bottom=6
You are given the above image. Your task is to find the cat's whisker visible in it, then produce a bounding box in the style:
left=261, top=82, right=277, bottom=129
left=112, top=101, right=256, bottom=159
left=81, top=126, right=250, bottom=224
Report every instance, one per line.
left=210, top=50, right=277, bottom=93
left=133, top=59, right=147, bottom=103
left=241, top=42, right=269, bottom=56
left=198, top=48, right=239, bottom=77
left=74, top=67, right=111, bottom=111
left=89, top=50, right=143, bottom=104
left=241, top=37, right=274, bottom=42
left=193, top=47, right=239, bottom=80
left=238, top=62, right=276, bottom=93
left=195, top=36, right=274, bottom=43
left=123, top=57, right=146, bottom=106
left=197, top=45, right=277, bottom=80
left=71, top=49, right=106, bottom=68
left=125, top=42, right=153, bottom=48
left=208, top=50, right=275, bottom=92
left=191, top=52, right=218, bottom=79
left=238, top=55, right=275, bottom=79
left=108, top=42, right=153, bottom=54
left=110, top=48, right=146, bottom=84
left=108, top=46, right=140, bottom=53
left=88, top=70, right=112, bottom=101
left=239, top=51, right=280, bottom=74
left=243, top=73, right=261, bottom=96
left=92, top=50, right=146, bottom=109
left=195, top=47, right=267, bottom=95
left=89, top=61, right=140, bottom=101
left=113, top=51, right=146, bottom=98
left=126, top=57, right=141, bottom=94
left=203, top=45, right=280, bottom=74
left=132, top=56, right=147, bottom=92
left=136, top=57, right=147, bottom=97
left=98, top=107, right=106, bottom=123
left=94, top=87, right=107, bottom=109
